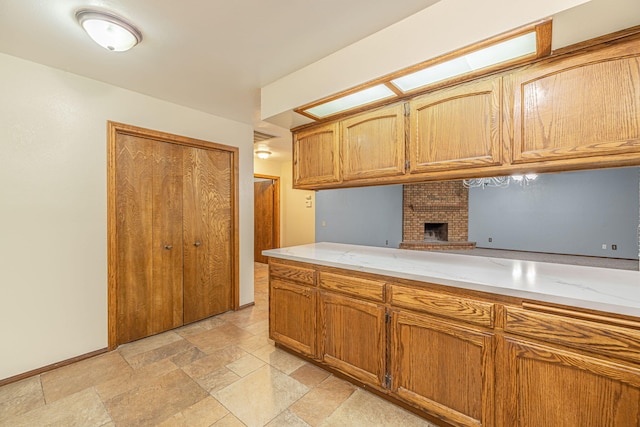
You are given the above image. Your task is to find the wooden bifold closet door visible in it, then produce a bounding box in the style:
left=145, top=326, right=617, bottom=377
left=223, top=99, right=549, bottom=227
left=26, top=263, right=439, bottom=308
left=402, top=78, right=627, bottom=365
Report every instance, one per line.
left=109, top=122, right=237, bottom=347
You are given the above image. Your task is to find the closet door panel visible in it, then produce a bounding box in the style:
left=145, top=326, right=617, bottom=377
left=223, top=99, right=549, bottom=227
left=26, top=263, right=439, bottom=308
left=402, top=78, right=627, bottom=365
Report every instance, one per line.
left=152, top=142, right=184, bottom=332
left=115, top=134, right=154, bottom=343
left=183, top=147, right=233, bottom=323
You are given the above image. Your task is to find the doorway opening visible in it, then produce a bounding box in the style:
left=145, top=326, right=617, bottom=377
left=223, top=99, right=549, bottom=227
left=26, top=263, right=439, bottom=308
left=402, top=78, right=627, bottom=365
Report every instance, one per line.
left=254, top=174, right=280, bottom=263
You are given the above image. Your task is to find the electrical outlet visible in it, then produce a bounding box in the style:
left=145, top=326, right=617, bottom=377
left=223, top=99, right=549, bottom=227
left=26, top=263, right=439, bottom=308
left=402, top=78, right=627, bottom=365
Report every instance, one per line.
left=602, top=244, right=607, bottom=250
left=488, top=237, right=493, bottom=242
left=612, top=244, right=617, bottom=250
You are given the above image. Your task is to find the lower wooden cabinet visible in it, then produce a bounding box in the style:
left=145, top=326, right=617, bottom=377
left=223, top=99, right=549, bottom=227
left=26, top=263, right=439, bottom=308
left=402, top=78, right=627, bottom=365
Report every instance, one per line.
left=320, top=292, right=386, bottom=386
left=391, top=311, right=495, bottom=427
left=269, top=278, right=317, bottom=357
left=503, top=337, right=640, bottom=426
left=268, top=260, right=640, bottom=427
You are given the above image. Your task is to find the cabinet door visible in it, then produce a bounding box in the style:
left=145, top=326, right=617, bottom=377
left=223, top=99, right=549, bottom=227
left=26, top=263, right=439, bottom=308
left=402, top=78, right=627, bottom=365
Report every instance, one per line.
left=510, top=38, right=640, bottom=164
left=391, top=311, right=495, bottom=427
left=115, top=135, right=184, bottom=344
left=341, top=104, right=406, bottom=181
left=320, top=293, right=386, bottom=386
left=409, top=77, right=502, bottom=173
left=183, top=147, right=234, bottom=324
left=269, top=279, right=317, bottom=357
left=293, top=123, right=340, bottom=187
left=503, top=337, right=640, bottom=427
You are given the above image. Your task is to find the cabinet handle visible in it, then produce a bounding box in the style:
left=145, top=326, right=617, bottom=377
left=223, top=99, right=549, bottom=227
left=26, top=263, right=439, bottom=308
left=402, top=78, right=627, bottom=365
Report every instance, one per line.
left=164, top=245, right=173, bottom=250
left=194, top=241, right=202, bottom=247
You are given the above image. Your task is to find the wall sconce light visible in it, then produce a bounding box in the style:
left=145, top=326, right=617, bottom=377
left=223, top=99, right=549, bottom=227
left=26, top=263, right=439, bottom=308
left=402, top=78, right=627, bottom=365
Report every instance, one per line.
left=76, top=9, right=142, bottom=52
left=255, top=149, right=272, bottom=159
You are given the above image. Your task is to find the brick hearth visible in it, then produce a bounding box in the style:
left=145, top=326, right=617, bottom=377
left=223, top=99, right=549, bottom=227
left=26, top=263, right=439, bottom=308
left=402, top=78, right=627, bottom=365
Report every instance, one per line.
left=401, top=181, right=476, bottom=251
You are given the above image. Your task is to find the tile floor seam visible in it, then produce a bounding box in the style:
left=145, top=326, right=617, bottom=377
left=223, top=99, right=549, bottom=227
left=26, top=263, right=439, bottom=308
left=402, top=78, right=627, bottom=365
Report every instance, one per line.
left=93, top=385, right=115, bottom=426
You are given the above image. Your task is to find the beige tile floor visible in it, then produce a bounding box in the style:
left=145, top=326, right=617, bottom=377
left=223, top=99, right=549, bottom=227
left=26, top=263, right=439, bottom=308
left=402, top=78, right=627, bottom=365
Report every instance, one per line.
left=0, top=263, right=435, bottom=427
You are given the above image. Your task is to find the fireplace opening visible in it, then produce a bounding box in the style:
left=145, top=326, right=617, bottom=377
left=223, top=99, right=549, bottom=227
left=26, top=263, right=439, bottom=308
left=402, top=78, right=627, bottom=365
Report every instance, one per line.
left=424, top=223, right=448, bottom=242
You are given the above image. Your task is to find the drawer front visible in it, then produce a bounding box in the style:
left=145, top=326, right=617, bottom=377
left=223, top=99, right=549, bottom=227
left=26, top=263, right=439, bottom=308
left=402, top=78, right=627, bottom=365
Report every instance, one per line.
left=505, top=306, right=640, bottom=364
left=319, top=272, right=385, bottom=302
left=269, top=262, right=315, bottom=286
left=389, top=285, right=494, bottom=328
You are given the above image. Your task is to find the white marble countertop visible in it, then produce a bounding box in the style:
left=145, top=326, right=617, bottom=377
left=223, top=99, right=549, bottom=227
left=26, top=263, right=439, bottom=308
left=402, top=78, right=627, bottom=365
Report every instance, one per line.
left=263, top=242, right=640, bottom=318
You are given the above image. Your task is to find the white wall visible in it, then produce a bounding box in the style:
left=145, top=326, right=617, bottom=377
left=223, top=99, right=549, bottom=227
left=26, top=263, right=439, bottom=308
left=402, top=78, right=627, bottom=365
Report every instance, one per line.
left=261, top=0, right=590, bottom=122
left=254, top=159, right=315, bottom=247
left=0, top=53, right=254, bottom=380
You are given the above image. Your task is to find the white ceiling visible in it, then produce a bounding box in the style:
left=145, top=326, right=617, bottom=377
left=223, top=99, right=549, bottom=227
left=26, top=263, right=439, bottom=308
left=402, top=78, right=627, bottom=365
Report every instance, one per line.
left=0, top=0, right=441, bottom=160
left=1, top=0, right=638, bottom=163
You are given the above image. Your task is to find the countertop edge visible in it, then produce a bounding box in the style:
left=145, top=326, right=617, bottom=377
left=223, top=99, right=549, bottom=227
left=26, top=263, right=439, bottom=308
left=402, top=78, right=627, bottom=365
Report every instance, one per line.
left=263, top=243, right=640, bottom=319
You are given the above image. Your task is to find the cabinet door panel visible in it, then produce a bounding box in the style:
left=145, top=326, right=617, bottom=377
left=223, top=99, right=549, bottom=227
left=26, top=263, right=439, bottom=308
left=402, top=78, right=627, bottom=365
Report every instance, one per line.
left=391, top=311, right=494, bottom=427
left=511, top=39, right=640, bottom=164
left=320, top=293, right=386, bottom=385
left=293, top=123, right=340, bottom=187
left=504, top=337, right=640, bottom=427
left=410, top=77, right=502, bottom=173
left=183, top=147, right=233, bottom=323
left=341, top=104, right=406, bottom=180
left=269, top=279, right=317, bottom=357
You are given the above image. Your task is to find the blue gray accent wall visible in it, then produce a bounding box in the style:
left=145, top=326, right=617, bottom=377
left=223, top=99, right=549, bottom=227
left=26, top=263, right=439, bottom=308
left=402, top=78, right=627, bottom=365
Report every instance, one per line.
left=315, top=185, right=403, bottom=248
left=468, top=167, right=640, bottom=259
left=314, top=168, right=639, bottom=260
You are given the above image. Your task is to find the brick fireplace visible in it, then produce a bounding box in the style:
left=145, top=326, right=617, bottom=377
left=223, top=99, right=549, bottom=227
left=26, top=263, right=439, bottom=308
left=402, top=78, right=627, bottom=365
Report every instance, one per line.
left=400, top=181, right=476, bottom=251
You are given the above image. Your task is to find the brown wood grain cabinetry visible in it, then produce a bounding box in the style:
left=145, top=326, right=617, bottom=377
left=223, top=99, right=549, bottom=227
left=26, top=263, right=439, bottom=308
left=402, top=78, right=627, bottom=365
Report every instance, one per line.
left=501, top=305, right=640, bottom=426
left=267, top=259, right=640, bottom=426
left=293, top=122, right=340, bottom=187
left=410, top=77, right=503, bottom=173
left=341, top=104, right=406, bottom=181
left=319, top=292, right=386, bottom=385
left=391, top=311, right=495, bottom=427
left=291, top=32, right=640, bottom=190
left=509, top=36, right=640, bottom=166
left=390, top=284, right=494, bottom=328
left=502, top=337, right=640, bottom=426
left=269, top=262, right=317, bottom=357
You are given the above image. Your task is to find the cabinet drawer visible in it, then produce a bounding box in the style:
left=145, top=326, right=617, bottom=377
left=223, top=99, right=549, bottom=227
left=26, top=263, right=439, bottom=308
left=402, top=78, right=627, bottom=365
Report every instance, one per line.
left=389, top=285, right=494, bottom=328
left=319, top=272, right=385, bottom=302
left=269, top=262, right=315, bottom=286
left=505, top=306, right=640, bottom=364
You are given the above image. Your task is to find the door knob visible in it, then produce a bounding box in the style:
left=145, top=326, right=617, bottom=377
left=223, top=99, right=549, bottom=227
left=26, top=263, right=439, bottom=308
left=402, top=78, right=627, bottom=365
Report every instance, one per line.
left=194, top=241, right=202, bottom=247
left=164, top=244, right=173, bottom=250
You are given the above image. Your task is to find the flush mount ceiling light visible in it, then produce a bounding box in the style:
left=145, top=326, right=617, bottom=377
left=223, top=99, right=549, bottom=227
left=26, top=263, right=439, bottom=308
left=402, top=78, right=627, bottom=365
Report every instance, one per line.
left=76, top=9, right=142, bottom=52
left=255, top=149, right=272, bottom=159
left=296, top=19, right=551, bottom=121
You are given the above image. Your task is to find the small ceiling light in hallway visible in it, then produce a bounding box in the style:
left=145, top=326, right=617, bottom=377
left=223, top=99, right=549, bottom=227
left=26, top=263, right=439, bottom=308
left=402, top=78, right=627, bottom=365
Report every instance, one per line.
left=76, top=9, right=142, bottom=52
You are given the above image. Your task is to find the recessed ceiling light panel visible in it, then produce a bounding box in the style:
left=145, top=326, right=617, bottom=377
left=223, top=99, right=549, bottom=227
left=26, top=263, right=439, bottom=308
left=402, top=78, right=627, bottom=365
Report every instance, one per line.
left=76, top=9, right=142, bottom=52
left=304, top=84, right=396, bottom=119
left=392, top=32, right=537, bottom=92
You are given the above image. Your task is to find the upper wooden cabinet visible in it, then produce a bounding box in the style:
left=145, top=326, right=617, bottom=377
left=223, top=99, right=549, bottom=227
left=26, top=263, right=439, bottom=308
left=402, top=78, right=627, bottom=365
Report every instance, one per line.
left=341, top=104, right=406, bottom=181
left=509, top=36, right=640, bottom=165
left=292, top=31, right=640, bottom=189
left=409, top=76, right=503, bottom=173
left=293, top=122, right=340, bottom=187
